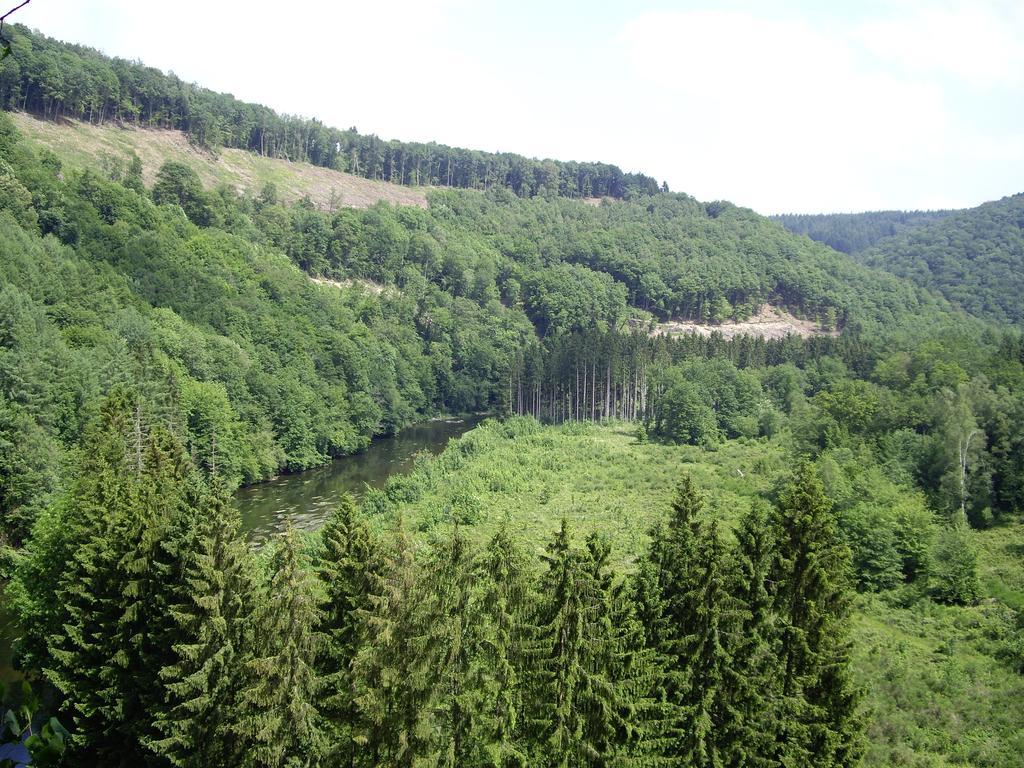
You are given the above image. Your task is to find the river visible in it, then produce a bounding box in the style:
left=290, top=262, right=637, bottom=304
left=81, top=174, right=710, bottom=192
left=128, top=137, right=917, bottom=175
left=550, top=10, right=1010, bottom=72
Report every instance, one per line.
left=0, top=598, right=19, bottom=689
left=235, top=415, right=483, bottom=543
left=0, top=415, right=483, bottom=686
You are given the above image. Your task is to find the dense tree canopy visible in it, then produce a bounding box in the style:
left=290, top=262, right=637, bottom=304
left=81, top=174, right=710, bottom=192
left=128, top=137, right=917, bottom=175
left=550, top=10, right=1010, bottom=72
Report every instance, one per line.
left=856, top=194, right=1024, bottom=326
left=773, top=210, right=956, bottom=254
left=0, top=24, right=662, bottom=200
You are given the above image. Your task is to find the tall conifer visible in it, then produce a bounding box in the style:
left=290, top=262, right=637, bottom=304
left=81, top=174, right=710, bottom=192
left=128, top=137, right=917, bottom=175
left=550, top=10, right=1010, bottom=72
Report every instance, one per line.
left=771, top=463, right=863, bottom=767
left=729, top=500, right=781, bottom=767
left=43, top=393, right=196, bottom=765
left=353, top=517, right=429, bottom=768
left=151, top=485, right=255, bottom=767
left=638, top=475, right=705, bottom=756
left=315, top=494, right=380, bottom=768
left=235, top=523, right=324, bottom=768
left=470, top=522, right=533, bottom=766
left=676, top=521, right=744, bottom=767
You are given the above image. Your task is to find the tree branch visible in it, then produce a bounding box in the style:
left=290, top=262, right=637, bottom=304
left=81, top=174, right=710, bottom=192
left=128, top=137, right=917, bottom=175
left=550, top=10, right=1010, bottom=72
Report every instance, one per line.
left=0, top=0, right=31, bottom=24
left=0, top=0, right=30, bottom=59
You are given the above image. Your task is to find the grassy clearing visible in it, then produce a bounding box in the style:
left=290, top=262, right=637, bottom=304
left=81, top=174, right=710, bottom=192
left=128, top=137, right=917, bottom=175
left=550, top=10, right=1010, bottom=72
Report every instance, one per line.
left=378, top=419, right=786, bottom=566
left=9, top=112, right=428, bottom=210
left=375, top=419, right=1024, bottom=766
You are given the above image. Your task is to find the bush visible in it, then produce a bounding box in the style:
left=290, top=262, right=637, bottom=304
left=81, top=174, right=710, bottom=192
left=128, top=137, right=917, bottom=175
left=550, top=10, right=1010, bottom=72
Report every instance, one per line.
left=930, top=525, right=981, bottom=605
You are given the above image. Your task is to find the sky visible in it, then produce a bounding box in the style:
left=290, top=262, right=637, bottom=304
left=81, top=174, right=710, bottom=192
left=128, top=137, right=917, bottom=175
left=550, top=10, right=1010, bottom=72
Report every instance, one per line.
left=14, top=0, right=1024, bottom=214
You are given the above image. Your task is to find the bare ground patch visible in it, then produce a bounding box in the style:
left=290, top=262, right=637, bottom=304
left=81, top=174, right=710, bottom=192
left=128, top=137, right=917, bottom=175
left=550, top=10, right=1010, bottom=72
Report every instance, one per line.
left=10, top=112, right=427, bottom=210
left=650, top=304, right=837, bottom=341
left=309, top=276, right=395, bottom=296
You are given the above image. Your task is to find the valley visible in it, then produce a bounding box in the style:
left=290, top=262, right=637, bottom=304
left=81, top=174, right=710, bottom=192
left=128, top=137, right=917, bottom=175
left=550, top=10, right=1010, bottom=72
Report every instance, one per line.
left=0, top=18, right=1022, bottom=768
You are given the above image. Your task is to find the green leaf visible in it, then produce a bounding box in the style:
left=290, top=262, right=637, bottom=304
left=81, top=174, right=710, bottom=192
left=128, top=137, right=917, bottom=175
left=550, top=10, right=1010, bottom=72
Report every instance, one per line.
left=1, top=710, right=21, bottom=741
left=24, top=718, right=70, bottom=766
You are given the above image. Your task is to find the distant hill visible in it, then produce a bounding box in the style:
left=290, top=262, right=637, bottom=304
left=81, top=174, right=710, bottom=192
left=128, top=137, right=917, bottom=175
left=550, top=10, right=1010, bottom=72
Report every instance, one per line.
left=855, top=194, right=1024, bottom=325
left=0, top=24, right=662, bottom=200
left=772, top=210, right=957, bottom=254
left=8, top=111, right=428, bottom=210
left=4, top=106, right=968, bottom=339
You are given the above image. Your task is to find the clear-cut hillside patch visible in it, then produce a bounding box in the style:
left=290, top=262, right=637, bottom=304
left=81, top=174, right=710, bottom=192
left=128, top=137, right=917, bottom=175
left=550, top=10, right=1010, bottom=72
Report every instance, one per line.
left=10, top=112, right=428, bottom=210
left=309, top=276, right=394, bottom=296
left=651, top=303, right=837, bottom=340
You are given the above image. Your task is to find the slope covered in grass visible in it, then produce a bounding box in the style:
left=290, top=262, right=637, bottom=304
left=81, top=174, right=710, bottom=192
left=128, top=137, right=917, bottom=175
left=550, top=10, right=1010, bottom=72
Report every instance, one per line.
left=9, top=111, right=428, bottom=210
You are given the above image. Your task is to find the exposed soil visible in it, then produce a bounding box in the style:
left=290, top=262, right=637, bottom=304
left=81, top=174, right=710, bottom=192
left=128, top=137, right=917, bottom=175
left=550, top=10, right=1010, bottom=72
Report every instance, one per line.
left=650, top=304, right=837, bottom=340
left=310, top=276, right=392, bottom=296
left=10, top=112, right=428, bottom=211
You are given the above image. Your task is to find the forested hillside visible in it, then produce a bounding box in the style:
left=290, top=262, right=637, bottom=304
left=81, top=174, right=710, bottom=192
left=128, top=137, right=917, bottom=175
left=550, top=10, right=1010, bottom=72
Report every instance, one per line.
left=2, top=24, right=1024, bottom=767
left=0, top=24, right=662, bottom=199
left=857, top=194, right=1024, bottom=325
left=0, top=99, right=989, bottom=548
left=773, top=210, right=956, bottom=254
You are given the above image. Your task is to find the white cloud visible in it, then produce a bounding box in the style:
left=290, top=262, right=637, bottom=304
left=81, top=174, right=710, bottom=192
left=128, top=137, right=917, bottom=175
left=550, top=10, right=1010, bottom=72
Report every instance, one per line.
left=855, top=1, right=1024, bottom=86
left=611, top=7, right=1023, bottom=212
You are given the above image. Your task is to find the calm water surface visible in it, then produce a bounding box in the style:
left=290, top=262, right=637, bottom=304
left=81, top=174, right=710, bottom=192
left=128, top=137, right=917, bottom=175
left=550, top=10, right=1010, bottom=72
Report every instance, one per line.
left=0, top=416, right=482, bottom=683
left=0, top=597, right=20, bottom=688
left=235, top=416, right=483, bottom=543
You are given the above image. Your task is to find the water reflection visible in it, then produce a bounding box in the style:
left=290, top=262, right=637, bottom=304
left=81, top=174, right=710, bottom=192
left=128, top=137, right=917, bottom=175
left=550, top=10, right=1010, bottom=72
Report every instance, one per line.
left=0, top=598, right=19, bottom=688
left=235, top=416, right=483, bottom=544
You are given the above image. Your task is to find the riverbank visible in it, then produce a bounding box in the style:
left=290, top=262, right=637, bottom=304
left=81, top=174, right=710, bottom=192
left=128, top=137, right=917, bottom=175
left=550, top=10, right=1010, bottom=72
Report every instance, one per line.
left=234, top=415, right=485, bottom=543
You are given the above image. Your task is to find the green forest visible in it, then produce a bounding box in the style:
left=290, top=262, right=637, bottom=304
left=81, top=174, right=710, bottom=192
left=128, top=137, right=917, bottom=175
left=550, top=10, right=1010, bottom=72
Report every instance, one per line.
left=775, top=198, right=1024, bottom=327
left=773, top=210, right=956, bottom=255
left=0, top=25, right=662, bottom=199
left=2, top=17, right=1024, bottom=768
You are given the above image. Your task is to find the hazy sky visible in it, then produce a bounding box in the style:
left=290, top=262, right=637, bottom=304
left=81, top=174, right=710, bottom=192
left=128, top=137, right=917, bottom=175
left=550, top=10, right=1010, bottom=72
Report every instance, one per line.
left=16, top=0, right=1024, bottom=213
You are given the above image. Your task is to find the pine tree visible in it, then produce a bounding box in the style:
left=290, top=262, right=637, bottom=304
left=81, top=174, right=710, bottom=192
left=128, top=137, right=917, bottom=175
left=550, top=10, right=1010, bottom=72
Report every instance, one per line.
left=315, top=494, right=380, bottom=768
left=150, top=484, right=255, bottom=767
left=469, top=521, right=533, bottom=766
left=771, top=463, right=863, bottom=767
left=580, top=532, right=671, bottom=767
left=629, top=558, right=680, bottom=765
left=42, top=393, right=197, bottom=765
left=728, top=500, right=781, bottom=767
left=526, top=519, right=585, bottom=766
left=235, top=523, right=324, bottom=768
left=528, top=522, right=658, bottom=767
left=352, top=517, right=430, bottom=768
left=676, top=520, right=745, bottom=768
left=418, top=526, right=480, bottom=767
left=637, top=475, right=705, bottom=756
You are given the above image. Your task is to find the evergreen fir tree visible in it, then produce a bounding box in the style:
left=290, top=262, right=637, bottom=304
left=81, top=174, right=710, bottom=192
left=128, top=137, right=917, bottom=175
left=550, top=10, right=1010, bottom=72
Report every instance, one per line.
left=352, top=517, right=430, bottom=768
left=469, top=521, right=533, bottom=767
left=43, top=393, right=196, bottom=766
left=418, top=526, right=481, bottom=767
left=528, top=522, right=659, bottom=767
left=728, top=500, right=781, bottom=767
left=314, top=494, right=380, bottom=768
left=235, top=523, right=324, bottom=768
left=637, top=475, right=706, bottom=757
left=676, top=520, right=745, bottom=768
left=771, top=463, right=863, bottom=767
left=526, top=519, right=585, bottom=766
left=150, top=484, right=255, bottom=767
left=580, top=532, right=671, bottom=767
